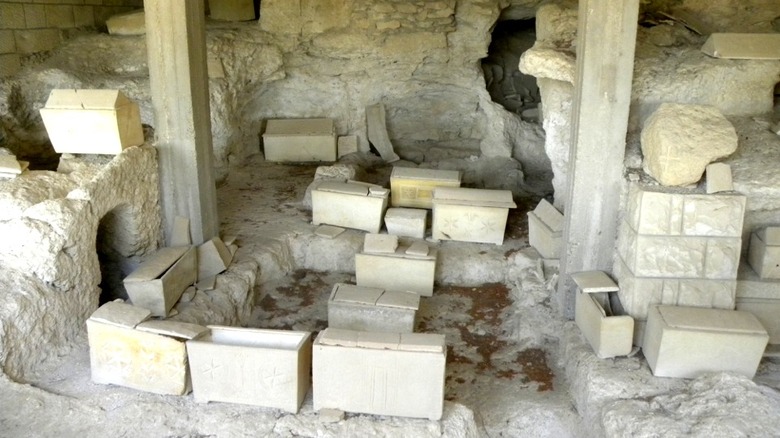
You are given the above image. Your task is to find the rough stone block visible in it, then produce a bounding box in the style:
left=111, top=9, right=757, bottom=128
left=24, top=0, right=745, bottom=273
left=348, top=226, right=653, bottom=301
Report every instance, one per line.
left=39, top=89, right=144, bottom=154
left=197, top=236, right=233, bottom=280
left=313, top=328, right=446, bottom=420
left=355, top=243, right=436, bottom=296
left=643, top=305, right=768, bottom=379
left=384, top=207, right=427, bottom=238
left=575, top=291, right=634, bottom=358
left=641, top=103, right=738, bottom=186
left=263, top=118, right=336, bottom=162
left=431, top=187, right=516, bottom=245
left=87, top=303, right=206, bottom=395
left=390, top=167, right=461, bottom=209
left=363, top=233, right=398, bottom=254
left=706, top=163, right=733, bottom=194
left=528, top=199, right=563, bottom=258
left=187, top=326, right=312, bottom=413
left=106, top=9, right=145, bottom=35
left=702, top=33, right=780, bottom=60
left=748, top=230, right=780, bottom=279
left=209, top=0, right=255, bottom=21
left=311, top=181, right=389, bottom=233
left=314, top=224, right=345, bottom=239
left=124, top=246, right=197, bottom=317
left=327, top=284, right=419, bottom=333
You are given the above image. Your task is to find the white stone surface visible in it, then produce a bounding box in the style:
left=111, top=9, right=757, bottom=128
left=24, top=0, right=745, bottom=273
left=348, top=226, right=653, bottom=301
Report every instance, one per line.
left=528, top=199, right=562, bottom=259
left=40, top=89, right=144, bottom=155
left=432, top=187, right=516, bottom=245
left=314, top=225, right=345, bottom=239
left=641, top=103, right=738, bottom=186
left=355, top=244, right=436, bottom=296
left=337, top=135, right=358, bottom=158
left=575, top=291, right=634, bottom=359
left=735, top=297, right=780, bottom=344
left=748, top=230, right=780, bottom=279
left=124, top=246, right=197, bottom=317
left=311, top=181, right=389, bottom=233
left=187, top=326, right=312, bottom=413
left=327, top=283, right=419, bottom=333
left=706, top=162, right=733, bottom=194
left=302, top=164, right=359, bottom=210
left=366, top=103, right=400, bottom=163
left=170, top=216, right=192, bottom=247
left=363, top=233, right=399, bottom=254
left=701, top=33, right=780, bottom=59
left=643, top=305, right=768, bottom=379
left=106, top=10, right=146, bottom=36
left=390, top=167, right=461, bottom=209
left=384, top=207, right=427, bottom=238
left=198, top=236, right=233, bottom=280
left=570, top=271, right=619, bottom=294
left=313, top=328, right=446, bottom=420
left=263, top=119, right=337, bottom=162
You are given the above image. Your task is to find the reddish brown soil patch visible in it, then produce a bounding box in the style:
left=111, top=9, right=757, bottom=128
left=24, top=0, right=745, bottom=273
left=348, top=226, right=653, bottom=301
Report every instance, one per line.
left=516, top=348, right=554, bottom=392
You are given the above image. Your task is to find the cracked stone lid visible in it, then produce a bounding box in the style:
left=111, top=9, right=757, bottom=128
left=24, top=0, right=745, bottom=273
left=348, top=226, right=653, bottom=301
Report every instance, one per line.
left=375, top=290, right=420, bottom=310
left=656, top=305, right=767, bottom=334
left=432, top=187, right=516, bottom=208
left=263, top=118, right=334, bottom=136
left=331, top=283, right=384, bottom=305
left=88, top=300, right=151, bottom=328
left=44, top=89, right=131, bottom=110
left=136, top=320, right=209, bottom=340
left=391, top=166, right=461, bottom=183
left=315, top=181, right=369, bottom=196
left=399, top=333, right=446, bottom=353
left=532, top=199, right=563, bottom=232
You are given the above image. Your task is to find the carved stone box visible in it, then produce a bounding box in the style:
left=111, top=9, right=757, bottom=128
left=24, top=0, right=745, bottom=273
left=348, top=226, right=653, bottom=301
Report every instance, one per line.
left=431, top=187, right=516, bottom=245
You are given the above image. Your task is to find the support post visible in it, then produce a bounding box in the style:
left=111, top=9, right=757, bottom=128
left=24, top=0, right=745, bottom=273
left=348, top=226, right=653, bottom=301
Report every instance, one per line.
left=145, top=0, right=219, bottom=245
left=556, top=0, right=640, bottom=318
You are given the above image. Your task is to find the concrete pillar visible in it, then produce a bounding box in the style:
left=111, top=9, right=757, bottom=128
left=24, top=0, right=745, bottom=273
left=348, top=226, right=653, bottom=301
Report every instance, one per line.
left=556, top=0, right=640, bottom=318
left=145, top=0, right=219, bottom=245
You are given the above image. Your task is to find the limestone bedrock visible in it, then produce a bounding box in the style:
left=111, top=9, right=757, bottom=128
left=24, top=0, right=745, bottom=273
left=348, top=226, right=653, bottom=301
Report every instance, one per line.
left=641, top=103, right=738, bottom=187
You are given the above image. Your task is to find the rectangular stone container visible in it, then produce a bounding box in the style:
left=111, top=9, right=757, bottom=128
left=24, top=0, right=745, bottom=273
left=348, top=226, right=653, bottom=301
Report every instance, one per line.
left=328, top=283, right=419, bottom=333
left=575, top=291, right=634, bottom=358
left=124, top=246, right=197, bottom=317
left=384, top=207, right=427, bottom=238
left=40, top=89, right=144, bottom=154
left=643, top=305, right=768, bottom=379
left=355, top=244, right=437, bottom=296
left=390, top=167, right=461, bottom=209
left=313, top=328, right=446, bottom=420
left=186, top=326, right=312, bottom=413
left=748, top=228, right=780, bottom=279
left=87, top=301, right=208, bottom=395
left=263, top=118, right=337, bottom=162
left=312, top=181, right=389, bottom=233
left=528, top=199, right=563, bottom=259
left=431, top=187, right=516, bottom=245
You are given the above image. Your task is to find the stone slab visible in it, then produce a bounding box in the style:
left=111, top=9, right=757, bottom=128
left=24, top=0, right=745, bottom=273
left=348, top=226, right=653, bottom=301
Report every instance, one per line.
left=575, top=291, right=634, bottom=358
left=124, top=247, right=197, bottom=317
left=263, top=118, right=336, bottom=162
left=314, top=225, right=345, bottom=239
left=706, top=163, right=733, bottom=194
left=701, top=33, right=780, bottom=60
left=313, top=328, right=445, bottom=420
left=528, top=210, right=562, bottom=259
left=170, top=216, right=191, bottom=247
left=187, top=326, right=312, bottom=413
left=0, top=155, right=22, bottom=174
left=643, top=305, right=768, bottom=379
left=135, top=320, right=208, bottom=340
left=312, top=182, right=389, bottom=233
left=366, top=103, right=400, bottom=163
left=384, top=207, right=427, bottom=239
left=532, top=199, right=563, bottom=232
left=390, top=167, right=461, bottom=209
left=748, top=232, right=780, bottom=279
left=88, top=300, right=151, bottom=329
left=197, top=237, right=233, bottom=280
left=363, top=233, right=399, bottom=254
left=328, top=284, right=419, bottom=333
left=355, top=246, right=437, bottom=296
left=40, top=89, right=144, bottom=154
left=571, top=271, right=619, bottom=293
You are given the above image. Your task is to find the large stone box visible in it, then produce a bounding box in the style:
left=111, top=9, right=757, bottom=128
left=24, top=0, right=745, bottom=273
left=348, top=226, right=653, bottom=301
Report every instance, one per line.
left=262, top=118, right=337, bottom=162
left=384, top=207, right=427, bottom=238
left=124, top=246, right=198, bottom=317
left=312, top=181, right=389, bottom=233
left=390, top=167, right=461, bottom=209
left=572, top=271, right=633, bottom=359
left=86, top=301, right=208, bottom=395
left=527, top=199, right=563, bottom=259
left=355, top=243, right=437, bottom=296
left=187, top=326, right=312, bottom=413
left=431, top=187, right=516, bottom=245
left=39, top=89, right=144, bottom=154
left=313, top=328, right=446, bottom=420
left=643, top=305, right=768, bottom=379
left=328, top=283, right=419, bottom=333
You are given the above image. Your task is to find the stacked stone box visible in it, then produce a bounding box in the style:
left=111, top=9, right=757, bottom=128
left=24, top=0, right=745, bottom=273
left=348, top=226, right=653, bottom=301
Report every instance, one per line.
left=615, top=185, right=746, bottom=339
left=327, top=283, right=419, bottom=333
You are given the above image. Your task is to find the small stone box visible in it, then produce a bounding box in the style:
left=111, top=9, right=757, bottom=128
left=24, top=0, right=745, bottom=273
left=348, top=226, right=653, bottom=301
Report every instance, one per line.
left=328, top=283, right=420, bottom=333
left=748, top=227, right=780, bottom=279
left=384, top=207, right=427, bottom=238
left=187, top=326, right=312, bottom=413
left=528, top=199, right=563, bottom=258
left=40, top=89, right=144, bottom=154
left=313, top=328, right=446, bottom=420
left=124, top=246, right=197, bottom=317
left=86, top=301, right=208, bottom=395
left=390, top=167, right=461, bottom=209
left=432, top=187, right=517, bottom=245
left=355, top=243, right=437, bottom=296
left=263, top=118, right=337, bottom=162
left=643, top=305, right=769, bottom=379
left=312, top=181, right=389, bottom=233
left=572, top=271, right=633, bottom=358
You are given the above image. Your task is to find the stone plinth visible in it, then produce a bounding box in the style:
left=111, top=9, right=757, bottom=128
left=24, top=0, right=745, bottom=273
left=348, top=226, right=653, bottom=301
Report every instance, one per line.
left=327, top=283, right=419, bottom=333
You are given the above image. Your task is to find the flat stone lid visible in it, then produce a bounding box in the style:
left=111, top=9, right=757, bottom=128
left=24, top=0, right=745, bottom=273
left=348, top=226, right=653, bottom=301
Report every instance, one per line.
left=533, top=199, right=563, bottom=232
left=315, top=181, right=369, bottom=196
left=88, top=300, right=151, bottom=328
left=44, top=89, right=128, bottom=110
left=571, top=271, right=619, bottom=293
left=656, top=305, right=767, bottom=334
left=360, top=244, right=437, bottom=261
left=385, top=207, right=428, bottom=220
left=331, top=284, right=384, bottom=305
left=264, top=118, right=334, bottom=136
left=375, top=290, right=420, bottom=310
left=124, top=246, right=190, bottom=282
left=136, top=320, right=209, bottom=340
left=317, top=328, right=444, bottom=353
left=391, top=166, right=461, bottom=183
left=432, top=187, right=516, bottom=208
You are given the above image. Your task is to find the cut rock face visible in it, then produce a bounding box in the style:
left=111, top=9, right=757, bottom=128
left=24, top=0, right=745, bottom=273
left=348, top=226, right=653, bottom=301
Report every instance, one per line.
left=641, top=103, right=738, bottom=186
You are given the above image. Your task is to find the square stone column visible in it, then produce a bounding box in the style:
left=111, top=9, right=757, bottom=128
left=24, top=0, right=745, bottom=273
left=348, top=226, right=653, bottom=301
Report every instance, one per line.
left=556, top=0, right=640, bottom=318
left=145, top=0, right=219, bottom=245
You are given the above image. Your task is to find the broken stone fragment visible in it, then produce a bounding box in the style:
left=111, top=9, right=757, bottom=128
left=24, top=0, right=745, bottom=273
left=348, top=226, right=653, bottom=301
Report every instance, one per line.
left=641, top=103, right=738, bottom=186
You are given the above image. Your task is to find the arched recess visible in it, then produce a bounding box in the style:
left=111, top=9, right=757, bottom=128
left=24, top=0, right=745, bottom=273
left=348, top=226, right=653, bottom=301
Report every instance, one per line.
left=96, top=204, right=138, bottom=304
